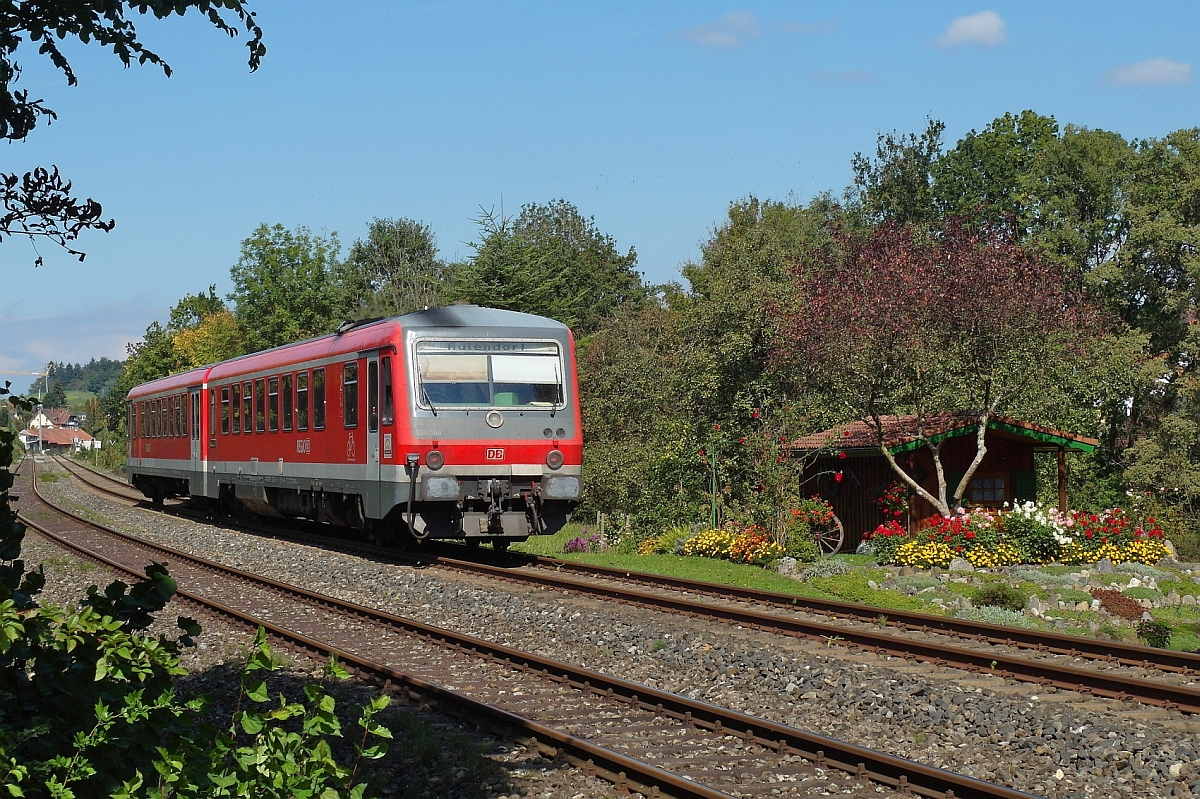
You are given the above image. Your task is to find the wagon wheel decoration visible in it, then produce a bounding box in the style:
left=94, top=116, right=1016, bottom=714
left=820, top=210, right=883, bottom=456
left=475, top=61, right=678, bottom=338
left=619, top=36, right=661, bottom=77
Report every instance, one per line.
left=812, top=513, right=845, bottom=557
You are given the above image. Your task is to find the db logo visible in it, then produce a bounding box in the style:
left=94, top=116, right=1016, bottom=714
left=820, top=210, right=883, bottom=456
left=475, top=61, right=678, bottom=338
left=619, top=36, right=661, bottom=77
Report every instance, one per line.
left=485, top=448, right=505, bottom=461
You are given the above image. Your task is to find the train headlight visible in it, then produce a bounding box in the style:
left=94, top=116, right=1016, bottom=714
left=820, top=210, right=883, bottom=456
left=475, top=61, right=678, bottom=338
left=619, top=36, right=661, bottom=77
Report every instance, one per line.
left=426, top=449, right=445, bottom=470
left=546, top=449, right=564, bottom=470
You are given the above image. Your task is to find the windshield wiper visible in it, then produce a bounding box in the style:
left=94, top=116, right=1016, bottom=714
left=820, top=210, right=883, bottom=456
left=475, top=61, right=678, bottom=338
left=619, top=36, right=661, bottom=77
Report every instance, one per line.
left=550, top=364, right=561, bottom=417
left=420, top=382, right=438, bottom=416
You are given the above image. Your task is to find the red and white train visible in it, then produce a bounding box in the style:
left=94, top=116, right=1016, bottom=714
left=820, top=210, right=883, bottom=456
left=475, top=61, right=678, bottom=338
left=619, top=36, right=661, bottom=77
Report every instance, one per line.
left=125, top=306, right=582, bottom=548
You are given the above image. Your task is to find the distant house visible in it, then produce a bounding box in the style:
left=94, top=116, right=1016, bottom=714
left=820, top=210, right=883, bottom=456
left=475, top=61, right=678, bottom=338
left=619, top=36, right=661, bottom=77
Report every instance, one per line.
left=791, top=412, right=1098, bottom=551
left=28, top=408, right=81, bottom=429
left=19, top=427, right=98, bottom=454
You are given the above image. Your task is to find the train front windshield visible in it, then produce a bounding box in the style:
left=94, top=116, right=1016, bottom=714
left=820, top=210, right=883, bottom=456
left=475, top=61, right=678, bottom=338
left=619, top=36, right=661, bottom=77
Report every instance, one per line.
left=415, top=341, right=563, bottom=408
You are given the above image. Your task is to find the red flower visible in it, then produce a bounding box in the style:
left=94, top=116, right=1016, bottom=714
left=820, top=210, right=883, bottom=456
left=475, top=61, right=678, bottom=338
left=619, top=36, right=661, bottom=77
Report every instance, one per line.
left=699, top=449, right=706, bottom=457
left=838, top=451, right=848, bottom=460
left=752, top=410, right=760, bottom=418
left=965, top=531, right=975, bottom=539
left=738, top=437, right=746, bottom=444
left=843, top=430, right=851, bottom=437
left=834, top=472, right=844, bottom=483
left=713, top=423, right=720, bottom=431
left=791, top=509, right=800, bottom=517
left=944, top=535, right=951, bottom=542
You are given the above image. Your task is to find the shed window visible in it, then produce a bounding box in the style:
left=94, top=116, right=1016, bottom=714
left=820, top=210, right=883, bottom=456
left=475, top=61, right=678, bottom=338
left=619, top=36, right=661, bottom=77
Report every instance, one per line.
left=268, top=377, right=279, bottom=432
left=342, top=362, right=358, bottom=428
left=255, top=379, right=266, bottom=433
left=296, top=371, right=309, bottom=431
left=282, top=374, right=293, bottom=432
left=231, top=383, right=241, bottom=434
left=313, top=368, right=326, bottom=430
left=970, top=475, right=1007, bottom=504
left=242, top=381, right=253, bottom=433
left=221, top=387, right=230, bottom=434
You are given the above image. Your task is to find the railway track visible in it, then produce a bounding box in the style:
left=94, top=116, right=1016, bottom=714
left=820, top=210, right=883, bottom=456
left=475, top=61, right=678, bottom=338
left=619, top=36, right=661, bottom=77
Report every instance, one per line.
left=53, top=455, right=1200, bottom=715
left=22, top=458, right=1035, bottom=799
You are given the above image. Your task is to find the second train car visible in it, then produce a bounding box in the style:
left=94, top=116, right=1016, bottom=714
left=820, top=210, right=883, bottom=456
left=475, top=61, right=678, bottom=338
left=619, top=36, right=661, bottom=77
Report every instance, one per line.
left=125, top=306, right=583, bottom=548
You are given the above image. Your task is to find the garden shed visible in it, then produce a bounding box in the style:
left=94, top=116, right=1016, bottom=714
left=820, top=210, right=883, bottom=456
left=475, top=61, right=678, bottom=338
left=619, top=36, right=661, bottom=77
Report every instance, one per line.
left=791, top=412, right=1098, bottom=551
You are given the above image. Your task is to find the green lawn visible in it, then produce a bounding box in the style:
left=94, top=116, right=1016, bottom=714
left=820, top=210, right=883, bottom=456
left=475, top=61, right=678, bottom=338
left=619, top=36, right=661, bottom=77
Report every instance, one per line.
left=65, top=390, right=96, bottom=406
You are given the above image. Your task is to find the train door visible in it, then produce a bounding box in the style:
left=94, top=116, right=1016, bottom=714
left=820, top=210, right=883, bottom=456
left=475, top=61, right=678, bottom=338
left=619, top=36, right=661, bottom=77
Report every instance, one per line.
left=188, top=383, right=200, bottom=470
left=365, top=354, right=381, bottom=517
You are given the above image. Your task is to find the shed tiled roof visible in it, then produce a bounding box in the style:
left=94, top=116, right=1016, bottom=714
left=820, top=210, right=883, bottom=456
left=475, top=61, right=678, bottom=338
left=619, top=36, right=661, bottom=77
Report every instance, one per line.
left=791, top=412, right=1098, bottom=453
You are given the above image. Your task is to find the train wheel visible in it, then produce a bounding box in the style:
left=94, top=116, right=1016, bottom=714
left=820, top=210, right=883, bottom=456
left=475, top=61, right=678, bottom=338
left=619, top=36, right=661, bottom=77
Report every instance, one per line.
left=491, top=540, right=509, bottom=552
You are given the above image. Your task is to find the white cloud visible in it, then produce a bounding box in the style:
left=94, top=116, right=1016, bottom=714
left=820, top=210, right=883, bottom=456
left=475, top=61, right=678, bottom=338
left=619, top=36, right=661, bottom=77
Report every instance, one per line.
left=1103, top=58, right=1194, bottom=86
left=937, top=11, right=1007, bottom=49
left=809, top=69, right=873, bottom=83
left=780, top=20, right=838, bottom=35
left=0, top=299, right=157, bottom=393
left=675, top=11, right=760, bottom=49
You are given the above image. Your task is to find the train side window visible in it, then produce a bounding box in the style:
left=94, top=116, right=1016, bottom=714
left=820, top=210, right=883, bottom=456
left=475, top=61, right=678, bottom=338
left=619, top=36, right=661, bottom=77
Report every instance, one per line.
left=268, top=377, right=279, bottom=432
left=367, top=360, right=378, bottom=433
left=181, top=395, right=187, bottom=437
left=139, top=403, right=145, bottom=439
left=342, top=362, right=358, bottom=428
left=221, top=387, right=230, bottom=434
left=206, top=391, right=215, bottom=446
left=282, top=374, right=293, bottom=432
left=255, top=378, right=266, bottom=433
left=312, top=368, right=326, bottom=430
left=231, top=383, right=241, bottom=434
left=175, top=395, right=182, bottom=437
left=296, top=371, right=309, bottom=431
left=168, top=397, right=175, bottom=437
left=150, top=400, right=157, bottom=437
left=381, top=356, right=394, bottom=426
left=242, top=381, right=253, bottom=433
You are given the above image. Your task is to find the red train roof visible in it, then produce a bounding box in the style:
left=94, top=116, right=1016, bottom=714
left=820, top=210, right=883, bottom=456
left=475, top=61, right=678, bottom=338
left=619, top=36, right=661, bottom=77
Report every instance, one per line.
left=127, top=367, right=210, bottom=400
left=206, top=319, right=403, bottom=382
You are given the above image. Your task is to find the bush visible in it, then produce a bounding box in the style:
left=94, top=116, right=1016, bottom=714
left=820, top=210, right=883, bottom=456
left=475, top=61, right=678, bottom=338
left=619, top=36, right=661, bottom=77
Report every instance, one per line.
left=729, top=528, right=785, bottom=566
left=801, top=559, right=850, bottom=580
left=1136, top=619, right=1172, bottom=648
left=1001, top=501, right=1070, bottom=564
left=682, top=528, right=737, bottom=559
left=1090, top=588, right=1144, bottom=620
left=864, top=520, right=907, bottom=564
left=973, top=582, right=1027, bottom=612
left=955, top=606, right=1038, bottom=629
left=637, top=526, right=694, bottom=555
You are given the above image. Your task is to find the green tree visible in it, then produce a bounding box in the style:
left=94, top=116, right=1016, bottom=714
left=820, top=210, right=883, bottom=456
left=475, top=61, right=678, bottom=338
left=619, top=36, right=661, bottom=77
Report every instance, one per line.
left=0, top=1, right=264, bottom=265
left=849, top=118, right=945, bottom=227
left=41, top=380, right=66, bottom=408
left=229, top=224, right=345, bottom=351
left=450, top=200, right=644, bottom=335
left=340, top=217, right=447, bottom=317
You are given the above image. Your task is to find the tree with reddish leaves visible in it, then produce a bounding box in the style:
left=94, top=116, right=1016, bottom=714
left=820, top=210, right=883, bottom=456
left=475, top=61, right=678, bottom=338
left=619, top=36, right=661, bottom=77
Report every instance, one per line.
left=775, top=219, right=1100, bottom=515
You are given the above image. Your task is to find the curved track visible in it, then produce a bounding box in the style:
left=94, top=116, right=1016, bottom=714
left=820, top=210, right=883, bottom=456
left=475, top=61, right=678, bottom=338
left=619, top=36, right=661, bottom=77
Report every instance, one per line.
left=54, top=455, right=1200, bottom=714
left=24, top=459, right=1034, bottom=799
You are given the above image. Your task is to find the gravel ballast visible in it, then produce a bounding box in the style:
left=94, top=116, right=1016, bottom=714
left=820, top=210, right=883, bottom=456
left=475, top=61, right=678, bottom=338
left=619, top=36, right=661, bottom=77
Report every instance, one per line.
left=37, top=472, right=1200, bottom=798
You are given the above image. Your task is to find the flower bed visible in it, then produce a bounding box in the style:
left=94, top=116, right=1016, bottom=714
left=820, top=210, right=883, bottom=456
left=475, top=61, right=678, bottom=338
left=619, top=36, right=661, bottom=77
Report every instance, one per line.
left=873, top=501, right=1171, bottom=569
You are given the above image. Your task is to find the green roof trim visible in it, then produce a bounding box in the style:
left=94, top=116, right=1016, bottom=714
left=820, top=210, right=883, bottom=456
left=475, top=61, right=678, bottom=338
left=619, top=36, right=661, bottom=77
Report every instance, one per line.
left=886, top=418, right=1096, bottom=455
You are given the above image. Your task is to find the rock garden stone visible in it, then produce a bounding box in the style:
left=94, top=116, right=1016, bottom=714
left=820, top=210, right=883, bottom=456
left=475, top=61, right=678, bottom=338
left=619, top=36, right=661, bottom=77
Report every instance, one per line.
left=949, top=558, right=975, bottom=573
left=1095, top=558, right=1115, bottom=573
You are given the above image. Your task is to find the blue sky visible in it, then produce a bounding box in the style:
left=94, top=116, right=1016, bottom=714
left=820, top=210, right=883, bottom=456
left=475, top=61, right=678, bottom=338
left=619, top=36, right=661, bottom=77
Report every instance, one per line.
left=2, top=1, right=1197, bottom=392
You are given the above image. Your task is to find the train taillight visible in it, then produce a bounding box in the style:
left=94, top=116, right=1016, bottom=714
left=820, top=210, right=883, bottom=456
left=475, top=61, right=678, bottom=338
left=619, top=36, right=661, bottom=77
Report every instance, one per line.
left=546, top=449, right=564, bottom=470
left=426, top=449, right=445, bottom=470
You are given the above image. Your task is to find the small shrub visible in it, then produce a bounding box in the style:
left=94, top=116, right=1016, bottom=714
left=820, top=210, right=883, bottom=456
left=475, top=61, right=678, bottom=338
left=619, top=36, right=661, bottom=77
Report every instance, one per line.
left=955, top=606, right=1038, bottom=629
left=864, top=520, right=907, bottom=564
left=1114, top=562, right=1171, bottom=581
left=1090, top=588, right=1144, bottom=620
left=973, top=582, right=1027, bottom=612
left=963, top=542, right=1022, bottom=569
left=1001, top=501, right=1070, bottom=563
left=563, top=532, right=605, bottom=554
left=1136, top=619, right=1172, bottom=648
left=729, top=528, right=785, bottom=566
left=801, top=559, right=850, bottom=580
left=682, top=528, right=737, bottom=559
left=37, top=471, right=59, bottom=482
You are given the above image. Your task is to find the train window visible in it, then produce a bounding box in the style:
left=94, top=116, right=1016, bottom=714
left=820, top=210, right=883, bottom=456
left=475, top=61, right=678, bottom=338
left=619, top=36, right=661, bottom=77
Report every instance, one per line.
left=414, top=340, right=563, bottom=408
left=181, top=395, right=187, bottom=437
left=367, top=360, right=378, bottom=433
left=381, top=356, right=394, bottom=426
left=312, top=368, right=326, bottom=430
left=150, top=400, right=157, bottom=437
left=255, top=379, right=266, bottom=433
left=242, top=381, right=253, bottom=433
left=174, top=395, right=181, bottom=437
left=221, top=387, right=230, bottom=434
left=342, top=362, right=358, bottom=428
left=206, top=391, right=214, bottom=446
left=296, top=371, right=309, bottom=431
left=282, top=374, right=293, bottom=432
left=168, top=397, right=175, bottom=437
left=231, top=383, right=241, bottom=434
left=268, top=377, right=279, bottom=432
left=139, top=403, right=145, bottom=439
left=126, top=404, right=133, bottom=438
